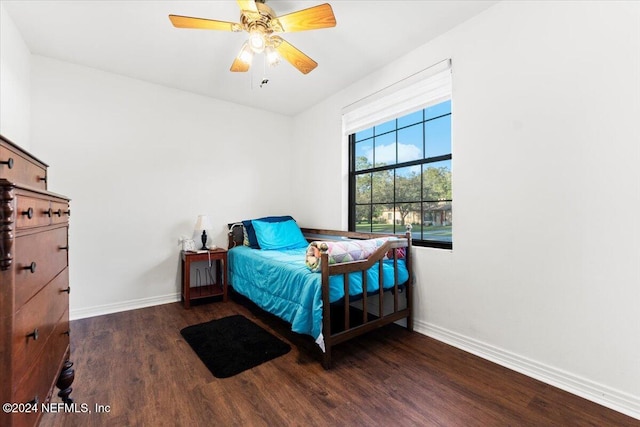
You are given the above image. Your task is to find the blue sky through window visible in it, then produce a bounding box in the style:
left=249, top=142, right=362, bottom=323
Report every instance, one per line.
left=354, top=101, right=451, bottom=171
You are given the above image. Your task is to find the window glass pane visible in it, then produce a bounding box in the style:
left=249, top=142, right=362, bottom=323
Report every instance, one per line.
left=371, top=170, right=393, bottom=203
left=355, top=174, right=371, bottom=204
left=425, top=115, right=451, bottom=159
left=423, top=201, right=452, bottom=242
left=355, top=139, right=373, bottom=171
left=395, top=166, right=421, bottom=203
left=374, top=132, right=396, bottom=167
left=397, top=110, right=423, bottom=128
left=354, top=205, right=372, bottom=232
left=394, top=202, right=421, bottom=236
left=391, top=208, right=400, bottom=229
left=371, top=204, right=393, bottom=234
left=425, top=100, right=451, bottom=121
left=374, top=119, right=395, bottom=135
left=355, top=128, right=373, bottom=142
left=423, top=160, right=452, bottom=202
left=397, top=123, right=423, bottom=163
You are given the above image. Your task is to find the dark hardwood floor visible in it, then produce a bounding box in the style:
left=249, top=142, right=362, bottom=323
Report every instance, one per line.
left=40, top=297, right=638, bottom=427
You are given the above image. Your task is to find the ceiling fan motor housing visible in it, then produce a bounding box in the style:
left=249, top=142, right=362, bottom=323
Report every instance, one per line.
left=242, top=1, right=283, bottom=53
left=241, top=1, right=282, bottom=33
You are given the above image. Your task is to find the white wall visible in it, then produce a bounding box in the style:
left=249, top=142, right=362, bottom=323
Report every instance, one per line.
left=0, top=3, right=31, bottom=146
left=29, top=56, right=293, bottom=318
left=291, top=0, right=640, bottom=419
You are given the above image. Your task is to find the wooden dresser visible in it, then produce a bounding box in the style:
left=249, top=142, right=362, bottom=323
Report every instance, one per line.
left=1, top=135, right=74, bottom=427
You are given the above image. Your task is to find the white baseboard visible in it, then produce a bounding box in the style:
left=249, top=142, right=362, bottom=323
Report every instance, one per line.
left=415, top=319, right=640, bottom=421
left=70, top=293, right=181, bottom=321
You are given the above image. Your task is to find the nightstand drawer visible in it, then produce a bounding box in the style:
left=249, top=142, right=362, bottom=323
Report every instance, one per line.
left=13, top=268, right=70, bottom=385
left=14, top=226, right=69, bottom=310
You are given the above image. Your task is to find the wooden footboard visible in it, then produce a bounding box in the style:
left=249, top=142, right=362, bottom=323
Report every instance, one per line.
left=302, top=228, right=413, bottom=369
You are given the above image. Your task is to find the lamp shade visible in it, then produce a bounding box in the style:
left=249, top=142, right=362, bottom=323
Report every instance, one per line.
left=194, top=215, right=213, bottom=231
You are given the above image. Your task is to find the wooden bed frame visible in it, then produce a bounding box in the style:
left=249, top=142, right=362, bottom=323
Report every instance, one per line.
left=227, top=224, right=413, bottom=369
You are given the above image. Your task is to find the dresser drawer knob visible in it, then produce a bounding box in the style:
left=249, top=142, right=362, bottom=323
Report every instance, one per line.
left=23, top=262, right=37, bottom=273
left=39, top=175, right=47, bottom=183
left=45, top=208, right=53, bottom=217
left=61, top=286, right=71, bottom=294
left=60, top=245, right=69, bottom=251
left=27, top=396, right=39, bottom=406
left=65, top=208, right=71, bottom=217
left=55, top=208, right=63, bottom=216
left=63, top=330, right=70, bottom=336
left=0, top=157, right=14, bottom=169
left=22, top=207, right=34, bottom=219
left=26, top=328, right=39, bottom=341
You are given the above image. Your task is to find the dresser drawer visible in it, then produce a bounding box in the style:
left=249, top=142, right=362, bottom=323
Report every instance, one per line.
left=51, top=201, right=71, bottom=224
left=13, top=315, right=69, bottom=427
left=14, top=227, right=68, bottom=309
left=13, top=268, right=69, bottom=384
left=16, top=194, right=52, bottom=229
left=0, top=142, right=47, bottom=190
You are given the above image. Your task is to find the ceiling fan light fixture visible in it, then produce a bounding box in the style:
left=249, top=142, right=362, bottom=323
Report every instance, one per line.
left=248, top=27, right=266, bottom=53
left=238, top=42, right=254, bottom=65
left=265, top=45, right=280, bottom=67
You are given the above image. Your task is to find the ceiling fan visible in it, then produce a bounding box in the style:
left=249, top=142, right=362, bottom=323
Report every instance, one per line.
left=169, top=0, right=336, bottom=75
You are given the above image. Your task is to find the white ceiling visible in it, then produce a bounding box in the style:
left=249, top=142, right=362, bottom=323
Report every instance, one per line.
left=2, top=0, right=498, bottom=116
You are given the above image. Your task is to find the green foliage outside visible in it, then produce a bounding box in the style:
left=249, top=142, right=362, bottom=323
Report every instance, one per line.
left=355, top=223, right=452, bottom=239
left=354, top=156, right=452, bottom=236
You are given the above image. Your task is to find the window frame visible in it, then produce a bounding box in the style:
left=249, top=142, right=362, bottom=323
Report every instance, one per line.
left=348, top=105, right=453, bottom=250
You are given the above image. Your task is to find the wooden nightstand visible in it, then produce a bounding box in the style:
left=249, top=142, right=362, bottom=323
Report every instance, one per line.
left=180, top=248, right=228, bottom=309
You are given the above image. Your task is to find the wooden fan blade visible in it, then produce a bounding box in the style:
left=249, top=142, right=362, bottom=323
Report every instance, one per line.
left=230, top=57, right=250, bottom=72
left=272, top=36, right=318, bottom=74
left=169, top=14, right=241, bottom=32
left=237, top=0, right=258, bottom=13
left=274, top=3, right=336, bottom=32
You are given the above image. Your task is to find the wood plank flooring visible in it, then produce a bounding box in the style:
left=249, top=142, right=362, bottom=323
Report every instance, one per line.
left=39, top=297, right=638, bottom=427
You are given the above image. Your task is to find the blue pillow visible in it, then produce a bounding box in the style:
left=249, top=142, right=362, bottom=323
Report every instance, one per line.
left=242, top=215, right=293, bottom=249
left=251, top=219, right=308, bottom=250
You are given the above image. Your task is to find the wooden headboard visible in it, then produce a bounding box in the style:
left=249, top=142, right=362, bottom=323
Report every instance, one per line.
left=227, top=222, right=412, bottom=249
left=227, top=222, right=245, bottom=248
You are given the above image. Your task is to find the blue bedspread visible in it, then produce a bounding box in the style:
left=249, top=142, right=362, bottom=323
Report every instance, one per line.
left=228, top=246, right=408, bottom=342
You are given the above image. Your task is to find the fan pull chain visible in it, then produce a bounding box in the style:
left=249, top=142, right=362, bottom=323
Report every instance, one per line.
left=260, top=55, right=269, bottom=88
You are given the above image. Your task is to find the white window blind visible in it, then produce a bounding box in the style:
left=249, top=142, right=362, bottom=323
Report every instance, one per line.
left=342, top=59, right=452, bottom=135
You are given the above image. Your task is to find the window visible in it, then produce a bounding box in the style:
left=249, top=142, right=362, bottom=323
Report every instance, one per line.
left=344, top=61, right=452, bottom=249
left=349, top=101, right=452, bottom=248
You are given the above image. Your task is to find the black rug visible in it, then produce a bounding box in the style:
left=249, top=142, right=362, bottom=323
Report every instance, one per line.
left=180, top=315, right=291, bottom=378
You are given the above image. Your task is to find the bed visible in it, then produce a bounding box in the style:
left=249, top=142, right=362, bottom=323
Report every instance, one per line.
left=227, top=216, right=413, bottom=368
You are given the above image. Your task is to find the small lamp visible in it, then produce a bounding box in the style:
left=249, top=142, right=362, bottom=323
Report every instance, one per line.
left=194, top=215, right=213, bottom=250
